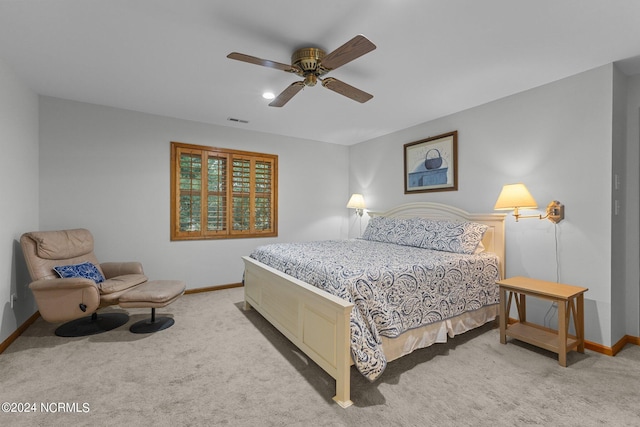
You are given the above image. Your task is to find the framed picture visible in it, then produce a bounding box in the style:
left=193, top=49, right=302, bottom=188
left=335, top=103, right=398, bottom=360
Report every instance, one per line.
left=404, top=131, right=458, bottom=193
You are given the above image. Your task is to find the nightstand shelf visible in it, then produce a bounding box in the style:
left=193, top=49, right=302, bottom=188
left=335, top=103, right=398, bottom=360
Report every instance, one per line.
left=505, top=322, right=580, bottom=354
left=497, top=276, right=588, bottom=366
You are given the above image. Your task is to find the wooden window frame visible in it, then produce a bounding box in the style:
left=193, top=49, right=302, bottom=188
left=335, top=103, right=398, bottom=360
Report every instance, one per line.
left=170, top=141, right=278, bottom=241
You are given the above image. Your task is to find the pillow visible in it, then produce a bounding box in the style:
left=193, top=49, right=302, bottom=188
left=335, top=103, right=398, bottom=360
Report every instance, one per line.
left=362, top=216, right=488, bottom=254
left=474, top=241, right=486, bottom=254
left=413, top=218, right=488, bottom=255
left=361, top=216, right=412, bottom=245
left=54, top=261, right=105, bottom=284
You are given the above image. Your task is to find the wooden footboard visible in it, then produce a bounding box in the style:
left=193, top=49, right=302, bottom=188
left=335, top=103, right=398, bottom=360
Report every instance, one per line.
left=242, top=256, right=354, bottom=408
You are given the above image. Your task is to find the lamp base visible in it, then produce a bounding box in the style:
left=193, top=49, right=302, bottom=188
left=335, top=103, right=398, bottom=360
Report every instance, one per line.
left=546, top=201, right=564, bottom=223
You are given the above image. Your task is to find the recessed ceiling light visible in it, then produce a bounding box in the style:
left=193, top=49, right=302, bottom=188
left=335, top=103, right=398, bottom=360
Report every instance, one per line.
left=262, top=92, right=275, bottom=100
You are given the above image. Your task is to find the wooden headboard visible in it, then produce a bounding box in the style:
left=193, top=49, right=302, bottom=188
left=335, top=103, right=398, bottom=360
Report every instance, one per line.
left=368, top=202, right=506, bottom=279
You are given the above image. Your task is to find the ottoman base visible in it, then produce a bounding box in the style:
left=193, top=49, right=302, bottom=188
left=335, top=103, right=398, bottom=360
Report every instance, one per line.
left=130, top=308, right=174, bottom=334
left=119, top=280, right=186, bottom=334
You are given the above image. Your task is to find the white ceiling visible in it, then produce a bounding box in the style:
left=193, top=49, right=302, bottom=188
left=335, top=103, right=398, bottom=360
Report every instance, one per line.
left=1, top=0, right=640, bottom=145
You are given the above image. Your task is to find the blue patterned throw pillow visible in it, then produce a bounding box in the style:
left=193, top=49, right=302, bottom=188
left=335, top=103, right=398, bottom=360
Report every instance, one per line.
left=54, top=261, right=105, bottom=284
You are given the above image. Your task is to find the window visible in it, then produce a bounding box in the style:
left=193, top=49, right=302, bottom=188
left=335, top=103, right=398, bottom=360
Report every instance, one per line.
left=170, top=142, right=278, bottom=240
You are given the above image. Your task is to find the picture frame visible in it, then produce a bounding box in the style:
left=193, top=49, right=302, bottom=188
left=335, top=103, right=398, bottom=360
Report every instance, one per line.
left=404, top=131, right=458, bottom=193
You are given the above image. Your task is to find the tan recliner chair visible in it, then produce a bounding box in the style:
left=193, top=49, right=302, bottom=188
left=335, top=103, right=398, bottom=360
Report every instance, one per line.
left=20, top=228, right=149, bottom=337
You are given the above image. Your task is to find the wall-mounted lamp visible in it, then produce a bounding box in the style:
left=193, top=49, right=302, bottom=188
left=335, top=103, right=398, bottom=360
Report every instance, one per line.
left=347, top=193, right=366, bottom=236
left=494, top=183, right=564, bottom=223
left=346, top=193, right=366, bottom=217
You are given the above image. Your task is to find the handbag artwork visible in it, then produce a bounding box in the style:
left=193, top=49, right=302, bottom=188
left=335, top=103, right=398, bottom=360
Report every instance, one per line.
left=424, top=148, right=443, bottom=170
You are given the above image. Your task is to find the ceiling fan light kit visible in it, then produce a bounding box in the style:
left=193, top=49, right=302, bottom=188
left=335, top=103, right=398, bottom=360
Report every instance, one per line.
left=227, top=35, right=376, bottom=107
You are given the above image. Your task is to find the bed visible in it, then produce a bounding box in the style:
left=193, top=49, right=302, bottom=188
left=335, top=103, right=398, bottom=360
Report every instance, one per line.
left=242, top=202, right=505, bottom=408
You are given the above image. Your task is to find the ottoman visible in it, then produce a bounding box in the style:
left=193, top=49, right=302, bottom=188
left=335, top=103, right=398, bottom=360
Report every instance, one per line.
left=119, top=280, right=186, bottom=333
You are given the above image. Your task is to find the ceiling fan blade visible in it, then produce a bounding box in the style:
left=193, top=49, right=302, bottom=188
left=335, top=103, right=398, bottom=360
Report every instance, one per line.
left=321, top=77, right=373, bottom=103
left=227, top=52, right=300, bottom=73
left=320, top=35, right=376, bottom=71
left=269, top=81, right=305, bottom=107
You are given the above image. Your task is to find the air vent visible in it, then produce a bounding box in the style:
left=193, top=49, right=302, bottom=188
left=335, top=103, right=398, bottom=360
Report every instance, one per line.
left=227, top=117, right=249, bottom=124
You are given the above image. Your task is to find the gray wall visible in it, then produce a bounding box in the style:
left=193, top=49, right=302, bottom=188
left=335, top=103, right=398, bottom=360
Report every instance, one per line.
left=624, top=73, right=640, bottom=338
left=611, top=65, right=628, bottom=343
left=38, top=97, right=350, bottom=289
left=3, top=60, right=638, bottom=350
left=0, top=57, right=39, bottom=343
left=349, top=64, right=624, bottom=346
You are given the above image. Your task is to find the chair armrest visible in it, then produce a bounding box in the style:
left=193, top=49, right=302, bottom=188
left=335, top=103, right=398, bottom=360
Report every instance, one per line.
left=29, top=277, right=98, bottom=291
left=100, top=262, right=145, bottom=279
left=29, top=278, right=100, bottom=323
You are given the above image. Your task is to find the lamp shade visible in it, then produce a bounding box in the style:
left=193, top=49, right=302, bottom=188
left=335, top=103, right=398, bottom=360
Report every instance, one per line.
left=346, top=193, right=366, bottom=209
left=494, top=183, right=538, bottom=210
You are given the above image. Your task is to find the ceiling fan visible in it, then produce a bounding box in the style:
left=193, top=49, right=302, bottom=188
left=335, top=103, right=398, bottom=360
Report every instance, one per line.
left=227, top=35, right=376, bottom=107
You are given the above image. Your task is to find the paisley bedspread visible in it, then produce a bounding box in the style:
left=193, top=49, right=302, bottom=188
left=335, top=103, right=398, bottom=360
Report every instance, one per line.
left=249, top=239, right=500, bottom=381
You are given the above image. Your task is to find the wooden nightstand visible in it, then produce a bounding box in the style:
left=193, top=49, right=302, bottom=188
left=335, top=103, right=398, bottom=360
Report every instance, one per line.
left=497, top=276, right=588, bottom=366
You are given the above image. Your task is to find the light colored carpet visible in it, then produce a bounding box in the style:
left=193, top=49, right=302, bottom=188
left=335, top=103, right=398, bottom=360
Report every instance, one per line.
left=1, top=287, right=639, bottom=426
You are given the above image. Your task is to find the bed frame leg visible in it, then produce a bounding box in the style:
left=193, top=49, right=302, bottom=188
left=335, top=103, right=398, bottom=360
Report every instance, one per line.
left=332, top=298, right=353, bottom=408
left=333, top=385, right=353, bottom=409
left=333, top=360, right=352, bottom=408
left=332, top=349, right=352, bottom=408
